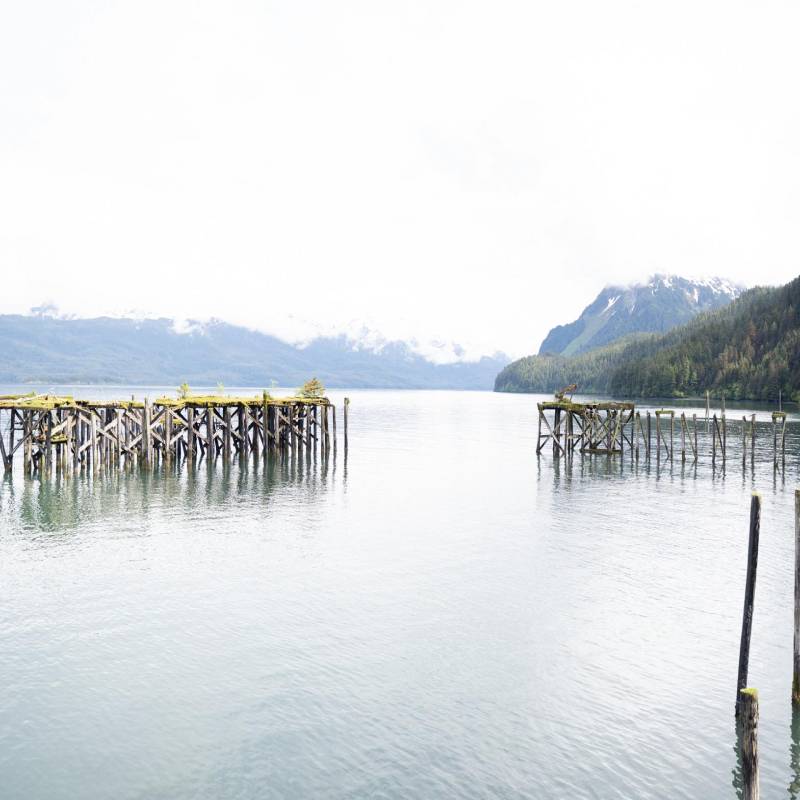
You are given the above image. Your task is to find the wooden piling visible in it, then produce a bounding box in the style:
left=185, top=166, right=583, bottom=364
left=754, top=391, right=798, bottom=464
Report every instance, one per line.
left=45, top=411, right=53, bottom=474
left=774, top=416, right=778, bottom=468
left=669, top=413, right=674, bottom=461
left=262, top=392, right=269, bottom=459
left=187, top=407, right=195, bottom=464
left=74, top=410, right=82, bottom=473
left=90, top=411, right=97, bottom=474
left=207, top=407, right=216, bottom=460
left=165, top=408, right=173, bottom=463
left=722, top=413, right=727, bottom=466
left=143, top=400, right=151, bottom=466
left=742, top=416, right=747, bottom=468
left=23, top=411, right=32, bottom=475
left=656, top=413, right=661, bottom=460
left=737, top=493, right=761, bottom=714
left=712, top=414, right=717, bottom=463
left=680, top=413, right=686, bottom=462
left=238, top=404, right=247, bottom=459
left=739, top=688, right=759, bottom=800
left=223, top=406, right=231, bottom=459
left=115, top=409, right=122, bottom=465
left=344, top=397, right=350, bottom=450
left=646, top=411, right=651, bottom=457
left=794, top=489, right=800, bottom=705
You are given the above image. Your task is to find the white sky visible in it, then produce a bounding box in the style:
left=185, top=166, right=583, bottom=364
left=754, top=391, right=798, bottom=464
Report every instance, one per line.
left=2, top=1, right=799, bottom=359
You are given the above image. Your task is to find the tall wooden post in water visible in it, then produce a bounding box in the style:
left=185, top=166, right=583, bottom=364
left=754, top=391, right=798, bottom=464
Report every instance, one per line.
left=737, top=493, right=761, bottom=715
left=794, top=489, right=800, bottom=705
left=344, top=397, right=350, bottom=451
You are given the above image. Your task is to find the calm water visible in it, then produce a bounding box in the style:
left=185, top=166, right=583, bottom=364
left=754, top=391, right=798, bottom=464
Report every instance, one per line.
left=1, top=388, right=800, bottom=799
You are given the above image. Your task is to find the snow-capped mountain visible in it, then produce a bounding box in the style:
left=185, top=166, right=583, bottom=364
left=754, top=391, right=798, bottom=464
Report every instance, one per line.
left=0, top=312, right=510, bottom=389
left=538, top=275, right=743, bottom=356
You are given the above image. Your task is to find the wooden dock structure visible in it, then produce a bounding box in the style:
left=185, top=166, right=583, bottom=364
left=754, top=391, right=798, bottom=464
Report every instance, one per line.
left=537, top=398, right=789, bottom=467
left=0, top=391, right=343, bottom=476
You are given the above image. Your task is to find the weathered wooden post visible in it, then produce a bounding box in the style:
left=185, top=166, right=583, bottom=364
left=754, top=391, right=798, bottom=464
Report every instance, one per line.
left=251, top=406, right=260, bottom=461
left=223, top=406, right=231, bottom=459
left=45, top=410, right=53, bottom=475
left=73, top=410, right=82, bottom=474
left=0, top=411, right=9, bottom=473
left=60, top=410, right=71, bottom=477
left=536, top=408, right=543, bottom=454
left=712, top=414, right=717, bottom=464
left=722, top=412, right=727, bottom=466
left=751, top=414, right=755, bottom=464
left=739, top=688, right=760, bottom=800
left=238, top=404, right=247, bottom=459
left=794, top=489, right=800, bottom=705
left=165, top=407, right=173, bottom=464
left=207, top=406, right=216, bottom=461
left=669, top=411, right=675, bottom=461
left=143, top=399, right=151, bottom=466
left=268, top=389, right=270, bottom=461
left=89, top=410, right=98, bottom=474
left=23, top=410, right=32, bottom=475
left=693, top=413, right=698, bottom=462
left=680, top=413, right=686, bottom=462
left=737, top=493, right=761, bottom=714
left=332, top=404, right=337, bottom=452
left=774, top=414, right=778, bottom=468
left=10, top=410, right=18, bottom=473
left=187, top=406, right=195, bottom=464
left=553, top=407, right=561, bottom=456
left=655, top=413, right=661, bottom=460
left=742, top=416, right=747, bottom=468
left=344, top=397, right=350, bottom=450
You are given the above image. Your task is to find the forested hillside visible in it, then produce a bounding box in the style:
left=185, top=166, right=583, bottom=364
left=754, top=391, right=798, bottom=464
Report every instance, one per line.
left=496, top=276, right=800, bottom=400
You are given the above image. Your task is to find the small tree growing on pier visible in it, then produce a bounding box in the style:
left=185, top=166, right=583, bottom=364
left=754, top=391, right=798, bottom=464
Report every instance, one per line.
left=178, top=382, right=191, bottom=399
left=298, top=377, right=325, bottom=398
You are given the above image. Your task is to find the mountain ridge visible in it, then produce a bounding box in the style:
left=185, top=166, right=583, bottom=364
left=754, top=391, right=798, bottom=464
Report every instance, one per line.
left=0, top=314, right=509, bottom=389
left=496, top=275, right=800, bottom=401
left=538, top=275, right=743, bottom=356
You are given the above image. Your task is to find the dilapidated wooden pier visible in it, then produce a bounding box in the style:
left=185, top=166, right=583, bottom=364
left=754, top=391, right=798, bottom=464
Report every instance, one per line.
left=537, top=397, right=790, bottom=468
left=0, top=391, right=345, bottom=476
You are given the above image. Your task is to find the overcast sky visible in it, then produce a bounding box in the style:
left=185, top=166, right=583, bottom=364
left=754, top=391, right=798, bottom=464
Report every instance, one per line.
left=2, top=2, right=799, bottom=359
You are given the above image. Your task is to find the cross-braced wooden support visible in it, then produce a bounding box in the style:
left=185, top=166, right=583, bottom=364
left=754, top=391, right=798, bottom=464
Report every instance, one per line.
left=0, top=392, right=336, bottom=476
left=536, top=401, right=634, bottom=457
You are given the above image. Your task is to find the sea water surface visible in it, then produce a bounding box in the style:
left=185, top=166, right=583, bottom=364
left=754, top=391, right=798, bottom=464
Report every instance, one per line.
left=1, top=387, right=800, bottom=799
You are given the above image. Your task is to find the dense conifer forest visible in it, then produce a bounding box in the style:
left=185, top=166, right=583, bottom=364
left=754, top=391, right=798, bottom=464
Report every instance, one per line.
left=495, top=276, right=800, bottom=400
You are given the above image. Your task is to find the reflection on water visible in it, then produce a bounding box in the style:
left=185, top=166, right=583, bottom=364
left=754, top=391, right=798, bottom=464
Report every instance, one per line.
left=1, top=388, right=800, bottom=799
left=1, top=450, right=342, bottom=533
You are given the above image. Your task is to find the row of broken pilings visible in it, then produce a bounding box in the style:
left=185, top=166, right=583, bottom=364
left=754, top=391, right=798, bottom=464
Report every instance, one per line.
left=733, top=489, right=800, bottom=799
left=538, top=403, right=789, bottom=470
